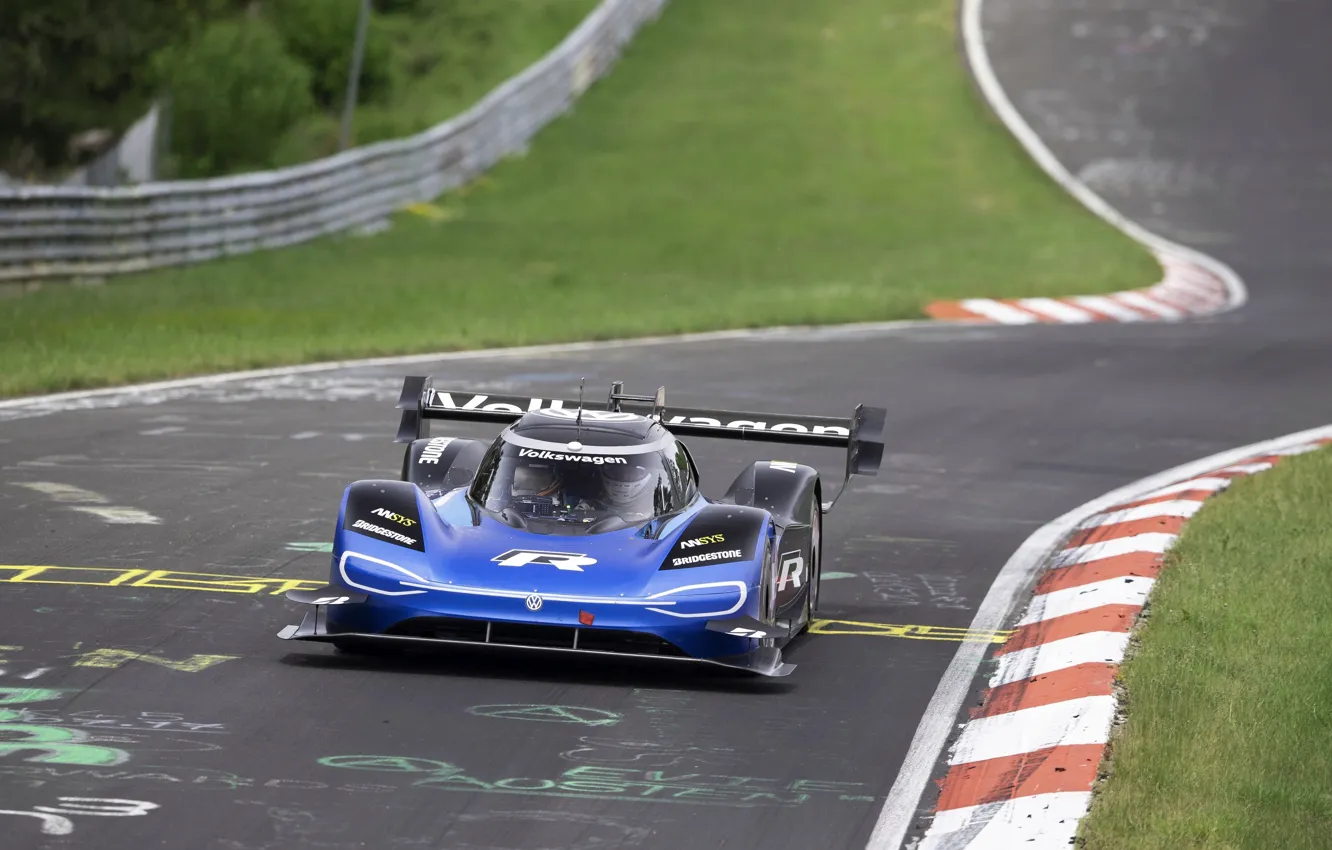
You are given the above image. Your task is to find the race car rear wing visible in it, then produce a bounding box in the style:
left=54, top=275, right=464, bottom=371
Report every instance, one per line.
left=394, top=376, right=885, bottom=512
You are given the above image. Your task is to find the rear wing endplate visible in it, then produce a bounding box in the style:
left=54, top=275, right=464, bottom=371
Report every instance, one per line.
left=394, top=376, right=885, bottom=513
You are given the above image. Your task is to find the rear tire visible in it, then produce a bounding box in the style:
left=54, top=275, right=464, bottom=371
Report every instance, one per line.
left=800, top=501, right=823, bottom=633
left=758, top=537, right=778, bottom=647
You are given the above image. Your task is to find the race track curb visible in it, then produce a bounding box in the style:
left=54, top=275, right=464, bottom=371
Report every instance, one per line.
left=926, top=247, right=1235, bottom=324
left=924, top=0, right=1248, bottom=326
left=915, top=432, right=1332, bottom=849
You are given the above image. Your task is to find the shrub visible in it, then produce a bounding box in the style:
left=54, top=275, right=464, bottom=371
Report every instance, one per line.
left=268, top=0, right=394, bottom=109
left=158, top=17, right=314, bottom=177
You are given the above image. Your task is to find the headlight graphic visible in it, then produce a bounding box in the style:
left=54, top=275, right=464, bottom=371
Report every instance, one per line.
left=338, top=552, right=428, bottom=597
left=645, top=581, right=747, bottom=618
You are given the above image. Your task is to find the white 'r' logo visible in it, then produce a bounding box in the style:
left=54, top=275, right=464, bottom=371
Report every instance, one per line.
left=777, top=551, right=804, bottom=591
left=493, top=550, right=598, bottom=572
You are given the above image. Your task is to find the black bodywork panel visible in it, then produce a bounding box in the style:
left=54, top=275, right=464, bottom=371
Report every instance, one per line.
left=342, top=480, right=427, bottom=552
left=401, top=436, right=489, bottom=497
left=721, top=460, right=821, bottom=528
left=658, top=504, right=769, bottom=570
left=772, top=524, right=813, bottom=613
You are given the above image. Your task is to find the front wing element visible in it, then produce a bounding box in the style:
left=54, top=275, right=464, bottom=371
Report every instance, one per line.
left=704, top=615, right=798, bottom=641
left=278, top=589, right=795, bottom=677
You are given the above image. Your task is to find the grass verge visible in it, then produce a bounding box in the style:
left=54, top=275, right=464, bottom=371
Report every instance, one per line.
left=0, top=0, right=1158, bottom=397
left=1079, top=445, right=1332, bottom=850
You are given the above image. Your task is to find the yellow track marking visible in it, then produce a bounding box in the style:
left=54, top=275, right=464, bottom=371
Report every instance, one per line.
left=1, top=566, right=1010, bottom=643
left=0, top=565, right=322, bottom=596
left=810, top=619, right=1011, bottom=643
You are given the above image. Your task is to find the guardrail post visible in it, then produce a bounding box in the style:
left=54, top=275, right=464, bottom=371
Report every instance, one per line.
left=339, top=0, right=373, bottom=152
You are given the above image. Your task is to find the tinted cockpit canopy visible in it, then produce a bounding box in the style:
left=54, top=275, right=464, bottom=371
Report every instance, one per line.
left=468, top=413, right=696, bottom=532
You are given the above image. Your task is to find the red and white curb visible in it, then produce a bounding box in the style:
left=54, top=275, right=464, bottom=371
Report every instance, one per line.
left=913, top=434, right=1332, bottom=849
left=925, top=247, right=1237, bottom=324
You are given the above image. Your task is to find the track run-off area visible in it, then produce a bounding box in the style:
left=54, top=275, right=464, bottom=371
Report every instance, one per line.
left=1, top=1, right=1330, bottom=849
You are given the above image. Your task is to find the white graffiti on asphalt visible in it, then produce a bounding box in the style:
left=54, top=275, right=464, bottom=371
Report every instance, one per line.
left=0, top=375, right=398, bottom=424
left=0, top=796, right=158, bottom=835
left=560, top=737, right=747, bottom=768
left=9, top=708, right=228, bottom=734
left=0, top=687, right=131, bottom=766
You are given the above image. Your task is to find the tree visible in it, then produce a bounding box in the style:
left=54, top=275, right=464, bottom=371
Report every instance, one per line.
left=157, top=16, right=315, bottom=177
left=0, top=0, right=245, bottom=175
left=268, top=0, right=394, bottom=109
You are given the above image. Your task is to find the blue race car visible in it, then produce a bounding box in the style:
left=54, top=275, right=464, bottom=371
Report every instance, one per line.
left=278, top=377, right=884, bottom=676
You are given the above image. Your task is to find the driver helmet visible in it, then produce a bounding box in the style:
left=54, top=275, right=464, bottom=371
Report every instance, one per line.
left=512, top=463, right=561, bottom=498
left=602, top=462, right=654, bottom=507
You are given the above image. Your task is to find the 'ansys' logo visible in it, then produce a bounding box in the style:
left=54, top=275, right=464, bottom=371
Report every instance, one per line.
left=679, top=534, right=725, bottom=549
left=371, top=508, right=417, bottom=528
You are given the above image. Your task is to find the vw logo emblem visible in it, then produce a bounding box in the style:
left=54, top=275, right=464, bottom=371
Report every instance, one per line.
left=525, top=594, right=543, bottom=611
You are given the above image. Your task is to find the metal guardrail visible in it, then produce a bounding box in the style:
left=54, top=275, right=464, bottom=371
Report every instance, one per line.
left=0, top=0, right=667, bottom=283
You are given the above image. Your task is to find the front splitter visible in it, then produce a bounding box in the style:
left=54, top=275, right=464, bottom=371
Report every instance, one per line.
left=278, top=609, right=795, bottom=677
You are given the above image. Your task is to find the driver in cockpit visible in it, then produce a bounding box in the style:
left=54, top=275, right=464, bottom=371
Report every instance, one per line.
left=510, top=463, right=563, bottom=503
left=506, top=458, right=657, bottom=522
left=597, top=462, right=656, bottom=520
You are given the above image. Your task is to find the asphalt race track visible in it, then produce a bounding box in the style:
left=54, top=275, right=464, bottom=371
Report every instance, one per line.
left=1, top=2, right=1329, bottom=848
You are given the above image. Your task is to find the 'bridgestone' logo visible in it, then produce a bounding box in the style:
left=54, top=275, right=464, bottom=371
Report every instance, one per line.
left=518, top=448, right=626, bottom=465
left=352, top=520, right=417, bottom=546
left=671, top=549, right=743, bottom=567
left=418, top=437, right=455, bottom=465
